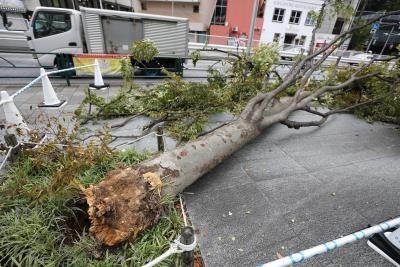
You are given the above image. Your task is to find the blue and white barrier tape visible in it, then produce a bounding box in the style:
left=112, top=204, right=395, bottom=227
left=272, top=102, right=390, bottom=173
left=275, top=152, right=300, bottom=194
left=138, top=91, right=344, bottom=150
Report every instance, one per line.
left=259, top=217, right=400, bottom=267
left=45, top=63, right=96, bottom=76
left=11, top=63, right=97, bottom=99
left=12, top=76, right=43, bottom=98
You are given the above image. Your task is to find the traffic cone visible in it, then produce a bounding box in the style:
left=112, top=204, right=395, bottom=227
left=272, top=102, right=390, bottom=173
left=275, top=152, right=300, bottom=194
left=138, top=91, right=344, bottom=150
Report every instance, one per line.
left=38, top=68, right=66, bottom=108
left=1, top=91, right=30, bottom=135
left=89, top=59, right=110, bottom=90
left=368, top=227, right=400, bottom=266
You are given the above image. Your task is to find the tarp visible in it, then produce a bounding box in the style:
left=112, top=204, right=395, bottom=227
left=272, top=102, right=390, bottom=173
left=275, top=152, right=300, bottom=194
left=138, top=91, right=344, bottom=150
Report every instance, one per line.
left=0, top=0, right=26, bottom=13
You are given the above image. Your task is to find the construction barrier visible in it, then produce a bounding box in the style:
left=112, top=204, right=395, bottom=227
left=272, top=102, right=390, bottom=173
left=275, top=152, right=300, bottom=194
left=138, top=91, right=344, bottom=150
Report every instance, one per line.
left=259, top=217, right=400, bottom=267
left=1, top=61, right=107, bottom=141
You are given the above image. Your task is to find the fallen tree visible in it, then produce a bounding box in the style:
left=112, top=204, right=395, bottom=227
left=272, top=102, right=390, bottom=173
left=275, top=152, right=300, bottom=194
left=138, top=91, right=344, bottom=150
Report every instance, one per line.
left=85, top=3, right=400, bottom=246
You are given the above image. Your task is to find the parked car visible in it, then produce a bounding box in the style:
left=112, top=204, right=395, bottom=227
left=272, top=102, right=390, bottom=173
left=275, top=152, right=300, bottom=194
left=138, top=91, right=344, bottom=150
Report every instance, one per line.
left=0, top=15, right=29, bottom=51
left=280, top=46, right=308, bottom=60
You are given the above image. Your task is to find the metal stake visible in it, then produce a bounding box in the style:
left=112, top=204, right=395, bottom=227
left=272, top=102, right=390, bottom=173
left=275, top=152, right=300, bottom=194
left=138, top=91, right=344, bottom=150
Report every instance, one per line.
left=380, top=25, right=395, bottom=55
left=180, top=226, right=195, bottom=267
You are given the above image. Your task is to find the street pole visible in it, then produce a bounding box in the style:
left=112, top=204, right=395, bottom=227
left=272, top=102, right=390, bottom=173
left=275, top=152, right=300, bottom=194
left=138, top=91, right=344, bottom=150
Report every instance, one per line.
left=380, top=25, right=394, bottom=55
left=99, top=0, right=103, bottom=9
left=247, top=0, right=259, bottom=55
left=172, top=0, right=174, bottom=16
left=366, top=28, right=378, bottom=52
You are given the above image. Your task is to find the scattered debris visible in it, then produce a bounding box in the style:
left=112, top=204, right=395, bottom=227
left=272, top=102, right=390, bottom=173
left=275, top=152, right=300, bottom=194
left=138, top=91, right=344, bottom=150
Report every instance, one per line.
left=331, top=192, right=336, bottom=196
left=228, top=211, right=232, bottom=216
left=231, top=236, right=236, bottom=241
left=245, top=211, right=251, bottom=214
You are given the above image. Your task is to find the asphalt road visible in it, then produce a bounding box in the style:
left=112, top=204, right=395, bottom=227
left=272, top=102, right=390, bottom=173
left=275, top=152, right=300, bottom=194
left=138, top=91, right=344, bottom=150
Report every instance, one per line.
left=0, top=51, right=310, bottom=86
left=0, top=52, right=223, bottom=84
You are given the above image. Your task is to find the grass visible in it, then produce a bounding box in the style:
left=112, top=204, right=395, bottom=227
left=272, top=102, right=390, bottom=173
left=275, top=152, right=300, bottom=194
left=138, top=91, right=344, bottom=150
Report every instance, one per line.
left=0, top=142, right=185, bottom=267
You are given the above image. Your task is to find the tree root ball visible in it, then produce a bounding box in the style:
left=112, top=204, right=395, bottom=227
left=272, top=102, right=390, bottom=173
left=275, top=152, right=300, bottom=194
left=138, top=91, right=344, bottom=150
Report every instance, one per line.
left=84, top=167, right=163, bottom=246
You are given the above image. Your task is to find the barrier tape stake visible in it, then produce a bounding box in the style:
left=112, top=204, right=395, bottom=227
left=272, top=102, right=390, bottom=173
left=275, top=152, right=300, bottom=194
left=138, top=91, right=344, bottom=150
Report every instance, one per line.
left=181, top=226, right=195, bottom=267
left=156, top=126, right=164, bottom=152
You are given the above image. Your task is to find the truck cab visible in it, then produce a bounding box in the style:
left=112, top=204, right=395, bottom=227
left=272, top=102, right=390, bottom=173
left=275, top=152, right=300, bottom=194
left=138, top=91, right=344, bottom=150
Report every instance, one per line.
left=27, top=7, right=84, bottom=67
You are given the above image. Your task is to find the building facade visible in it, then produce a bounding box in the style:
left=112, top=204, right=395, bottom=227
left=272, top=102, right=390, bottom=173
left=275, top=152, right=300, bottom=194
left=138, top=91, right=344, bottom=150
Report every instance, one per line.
left=260, top=0, right=361, bottom=50
left=260, top=0, right=323, bottom=49
left=208, top=0, right=265, bottom=46
left=140, top=0, right=216, bottom=33
left=315, top=0, right=361, bottom=49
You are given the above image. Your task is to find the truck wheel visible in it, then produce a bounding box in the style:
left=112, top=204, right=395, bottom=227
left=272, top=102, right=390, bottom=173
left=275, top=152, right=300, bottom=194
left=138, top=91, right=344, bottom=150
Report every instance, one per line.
left=142, top=60, right=162, bottom=77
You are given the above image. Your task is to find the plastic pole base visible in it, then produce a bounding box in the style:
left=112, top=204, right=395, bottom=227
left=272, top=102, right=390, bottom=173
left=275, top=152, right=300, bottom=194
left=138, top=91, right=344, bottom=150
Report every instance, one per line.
left=38, top=99, right=67, bottom=109
left=368, top=230, right=400, bottom=267
left=89, top=83, right=110, bottom=91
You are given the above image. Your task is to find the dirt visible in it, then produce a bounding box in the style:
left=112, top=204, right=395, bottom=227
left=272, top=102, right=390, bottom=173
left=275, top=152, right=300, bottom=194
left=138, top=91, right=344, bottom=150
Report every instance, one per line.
left=61, top=198, right=90, bottom=245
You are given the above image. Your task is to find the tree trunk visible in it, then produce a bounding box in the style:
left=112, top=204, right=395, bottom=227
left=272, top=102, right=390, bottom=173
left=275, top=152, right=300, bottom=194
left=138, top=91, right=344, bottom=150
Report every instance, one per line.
left=85, top=118, right=264, bottom=246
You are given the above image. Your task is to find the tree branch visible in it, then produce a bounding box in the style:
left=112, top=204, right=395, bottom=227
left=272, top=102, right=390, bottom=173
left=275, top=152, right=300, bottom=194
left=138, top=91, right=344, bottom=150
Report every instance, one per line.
left=110, top=113, right=145, bottom=129
left=281, top=95, right=388, bottom=130
left=298, top=72, right=380, bottom=108
left=281, top=117, right=327, bottom=129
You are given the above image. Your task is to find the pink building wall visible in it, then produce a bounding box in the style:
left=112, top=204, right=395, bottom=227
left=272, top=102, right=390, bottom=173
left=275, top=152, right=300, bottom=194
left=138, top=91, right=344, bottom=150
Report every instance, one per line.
left=209, top=0, right=263, bottom=46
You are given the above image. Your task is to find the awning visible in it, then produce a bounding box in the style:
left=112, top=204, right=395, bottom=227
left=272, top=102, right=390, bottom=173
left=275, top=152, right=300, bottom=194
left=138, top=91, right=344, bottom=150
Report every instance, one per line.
left=0, top=0, right=27, bottom=13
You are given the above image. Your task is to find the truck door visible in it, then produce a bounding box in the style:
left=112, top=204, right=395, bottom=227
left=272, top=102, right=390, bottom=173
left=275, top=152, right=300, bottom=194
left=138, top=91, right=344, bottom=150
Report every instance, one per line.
left=101, top=17, right=143, bottom=54
left=29, top=9, right=83, bottom=67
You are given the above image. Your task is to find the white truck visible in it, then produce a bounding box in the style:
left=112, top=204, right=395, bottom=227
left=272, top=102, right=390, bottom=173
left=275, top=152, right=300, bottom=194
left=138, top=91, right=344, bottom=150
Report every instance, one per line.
left=26, top=6, right=189, bottom=73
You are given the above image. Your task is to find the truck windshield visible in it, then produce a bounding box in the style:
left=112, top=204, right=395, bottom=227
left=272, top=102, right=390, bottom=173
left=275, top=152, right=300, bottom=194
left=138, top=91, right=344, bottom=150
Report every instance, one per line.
left=33, top=12, right=71, bottom=39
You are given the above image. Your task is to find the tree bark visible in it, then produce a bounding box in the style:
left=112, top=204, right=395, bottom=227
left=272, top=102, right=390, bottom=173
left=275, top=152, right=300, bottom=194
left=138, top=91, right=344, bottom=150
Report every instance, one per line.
left=85, top=118, right=264, bottom=246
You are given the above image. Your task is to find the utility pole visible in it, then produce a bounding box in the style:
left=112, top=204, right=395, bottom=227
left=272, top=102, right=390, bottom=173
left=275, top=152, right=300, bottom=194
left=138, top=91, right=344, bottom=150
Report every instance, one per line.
left=172, top=0, right=174, bottom=16
left=366, top=11, right=385, bottom=52
left=99, top=0, right=103, bottom=9
left=366, top=28, right=378, bottom=52
left=247, top=0, right=259, bottom=55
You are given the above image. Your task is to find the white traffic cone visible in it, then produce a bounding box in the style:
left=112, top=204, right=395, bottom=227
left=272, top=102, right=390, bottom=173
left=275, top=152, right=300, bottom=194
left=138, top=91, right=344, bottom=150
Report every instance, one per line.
left=89, top=59, right=110, bottom=90
left=1, top=91, right=30, bottom=136
left=38, top=68, right=66, bottom=108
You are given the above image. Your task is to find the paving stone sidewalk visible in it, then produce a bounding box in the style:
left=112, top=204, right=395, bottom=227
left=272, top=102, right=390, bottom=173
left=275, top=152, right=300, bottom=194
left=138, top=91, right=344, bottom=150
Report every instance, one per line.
left=1, top=83, right=400, bottom=266
left=185, top=111, right=400, bottom=267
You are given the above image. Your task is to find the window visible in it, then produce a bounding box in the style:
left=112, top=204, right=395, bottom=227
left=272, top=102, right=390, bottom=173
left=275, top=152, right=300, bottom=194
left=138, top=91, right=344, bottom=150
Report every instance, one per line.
left=273, top=33, right=280, bottom=42
left=272, top=8, right=285, bottom=22
left=305, top=12, right=316, bottom=26
left=33, top=12, right=71, bottom=39
left=289, top=10, right=302, bottom=24
left=332, top=17, right=345, bottom=34
left=193, top=4, right=199, bottom=13
left=211, top=0, right=227, bottom=25
left=299, top=35, right=306, bottom=45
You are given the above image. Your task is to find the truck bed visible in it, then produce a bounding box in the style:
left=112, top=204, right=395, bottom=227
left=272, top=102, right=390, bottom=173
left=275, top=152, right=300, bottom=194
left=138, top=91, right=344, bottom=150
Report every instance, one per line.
left=80, top=7, right=189, bottom=57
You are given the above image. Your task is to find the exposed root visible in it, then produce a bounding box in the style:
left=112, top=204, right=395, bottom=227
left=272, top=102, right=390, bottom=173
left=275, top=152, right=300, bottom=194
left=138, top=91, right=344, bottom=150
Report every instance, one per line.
left=85, top=167, right=163, bottom=246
